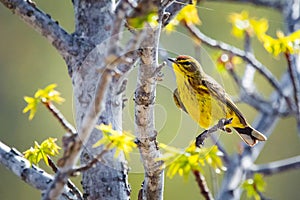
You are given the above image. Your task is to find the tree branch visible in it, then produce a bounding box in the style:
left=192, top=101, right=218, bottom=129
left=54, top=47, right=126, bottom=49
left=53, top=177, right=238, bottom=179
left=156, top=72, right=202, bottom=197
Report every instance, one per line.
left=217, top=72, right=294, bottom=200
left=71, top=142, right=112, bottom=174
left=184, top=23, right=293, bottom=111
left=134, top=3, right=169, bottom=196
left=250, top=155, right=300, bottom=176
left=285, top=52, right=300, bottom=132
left=43, top=67, right=114, bottom=200
left=0, top=0, right=82, bottom=70
left=135, top=28, right=165, bottom=199
left=164, top=0, right=190, bottom=26
left=193, top=170, right=214, bottom=200
left=223, top=60, right=285, bottom=116
left=43, top=102, right=77, bottom=135
left=44, top=41, right=140, bottom=200
left=47, top=156, right=83, bottom=200
left=0, top=141, right=76, bottom=200
left=196, top=118, right=233, bottom=147
left=206, top=0, right=283, bottom=10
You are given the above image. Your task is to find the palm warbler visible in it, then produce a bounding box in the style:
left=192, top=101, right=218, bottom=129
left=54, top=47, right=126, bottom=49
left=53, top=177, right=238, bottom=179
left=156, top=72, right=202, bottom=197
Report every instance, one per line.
left=168, top=55, right=267, bottom=146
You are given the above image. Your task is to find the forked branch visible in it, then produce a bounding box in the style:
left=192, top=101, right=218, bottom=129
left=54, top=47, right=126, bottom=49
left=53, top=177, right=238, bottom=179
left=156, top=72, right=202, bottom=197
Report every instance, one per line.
left=184, top=23, right=293, bottom=111
left=196, top=118, right=233, bottom=147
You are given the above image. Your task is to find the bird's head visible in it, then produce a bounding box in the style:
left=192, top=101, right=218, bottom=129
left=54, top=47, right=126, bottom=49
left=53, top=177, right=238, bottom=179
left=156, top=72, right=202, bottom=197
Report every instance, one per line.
left=168, top=55, right=202, bottom=76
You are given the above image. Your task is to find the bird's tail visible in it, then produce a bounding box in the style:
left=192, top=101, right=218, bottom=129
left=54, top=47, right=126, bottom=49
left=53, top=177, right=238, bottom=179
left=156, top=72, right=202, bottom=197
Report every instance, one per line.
left=234, top=126, right=267, bottom=147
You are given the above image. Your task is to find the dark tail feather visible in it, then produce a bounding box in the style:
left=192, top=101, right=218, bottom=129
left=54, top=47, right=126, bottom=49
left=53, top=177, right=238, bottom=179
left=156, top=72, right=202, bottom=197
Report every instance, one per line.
left=234, top=126, right=267, bottom=147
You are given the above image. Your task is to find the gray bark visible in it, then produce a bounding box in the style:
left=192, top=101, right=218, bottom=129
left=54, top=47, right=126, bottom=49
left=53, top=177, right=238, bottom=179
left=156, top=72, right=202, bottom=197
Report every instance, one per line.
left=72, top=0, right=131, bottom=199
left=1, top=0, right=132, bottom=199
left=135, top=27, right=164, bottom=200
left=0, top=141, right=76, bottom=200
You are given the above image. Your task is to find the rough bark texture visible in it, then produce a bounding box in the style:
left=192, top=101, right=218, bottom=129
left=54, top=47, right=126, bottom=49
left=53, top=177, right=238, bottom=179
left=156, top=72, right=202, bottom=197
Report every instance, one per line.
left=0, top=141, right=75, bottom=200
left=72, top=0, right=130, bottom=199
left=135, top=26, right=164, bottom=200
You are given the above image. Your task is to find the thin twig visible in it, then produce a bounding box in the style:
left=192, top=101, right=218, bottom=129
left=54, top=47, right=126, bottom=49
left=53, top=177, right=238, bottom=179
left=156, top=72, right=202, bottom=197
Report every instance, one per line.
left=43, top=101, right=77, bottom=134
left=164, top=0, right=190, bottom=26
left=207, top=0, right=283, bottom=10
left=193, top=170, right=214, bottom=200
left=196, top=118, right=233, bottom=147
left=250, top=155, right=300, bottom=176
left=226, top=66, right=281, bottom=115
left=72, top=143, right=112, bottom=173
left=47, top=156, right=83, bottom=200
left=184, top=23, right=293, bottom=111
left=108, top=0, right=136, bottom=56
left=285, top=52, right=300, bottom=130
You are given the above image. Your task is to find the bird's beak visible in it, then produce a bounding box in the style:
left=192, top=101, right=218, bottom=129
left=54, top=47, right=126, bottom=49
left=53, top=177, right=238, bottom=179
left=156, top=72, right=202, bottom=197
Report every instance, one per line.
left=168, top=57, right=177, bottom=64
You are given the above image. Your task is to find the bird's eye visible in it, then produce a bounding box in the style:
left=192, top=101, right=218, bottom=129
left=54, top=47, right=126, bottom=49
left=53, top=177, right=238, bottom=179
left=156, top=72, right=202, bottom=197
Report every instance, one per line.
left=181, top=61, right=191, bottom=66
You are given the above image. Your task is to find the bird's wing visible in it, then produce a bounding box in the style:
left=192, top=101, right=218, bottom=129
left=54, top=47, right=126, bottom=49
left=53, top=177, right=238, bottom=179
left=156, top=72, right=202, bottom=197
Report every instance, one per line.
left=173, top=88, right=188, bottom=114
left=199, top=74, right=248, bottom=126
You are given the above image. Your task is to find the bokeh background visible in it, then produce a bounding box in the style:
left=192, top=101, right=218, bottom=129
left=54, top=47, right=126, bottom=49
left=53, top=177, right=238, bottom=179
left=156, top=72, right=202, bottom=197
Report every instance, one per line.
left=1, top=1, right=300, bottom=199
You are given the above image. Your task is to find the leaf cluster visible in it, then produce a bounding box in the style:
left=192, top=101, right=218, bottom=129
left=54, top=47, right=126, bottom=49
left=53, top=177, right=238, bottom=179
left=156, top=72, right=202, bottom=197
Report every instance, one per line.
left=93, top=124, right=137, bottom=159
left=160, top=143, right=226, bottom=179
left=242, top=173, right=266, bottom=200
left=23, top=84, right=64, bottom=120
left=229, top=11, right=300, bottom=56
left=23, top=137, right=61, bottom=166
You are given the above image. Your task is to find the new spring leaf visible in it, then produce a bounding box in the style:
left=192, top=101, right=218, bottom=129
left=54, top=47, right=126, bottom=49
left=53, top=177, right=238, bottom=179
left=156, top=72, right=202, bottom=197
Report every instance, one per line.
left=23, top=84, right=64, bottom=120
left=23, top=137, right=61, bottom=166
left=242, top=173, right=266, bottom=200
left=160, top=143, right=226, bottom=179
left=93, top=124, right=136, bottom=158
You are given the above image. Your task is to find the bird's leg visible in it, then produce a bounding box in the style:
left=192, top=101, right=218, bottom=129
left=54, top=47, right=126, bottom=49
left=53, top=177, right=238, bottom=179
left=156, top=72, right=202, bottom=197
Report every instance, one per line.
left=195, top=118, right=233, bottom=147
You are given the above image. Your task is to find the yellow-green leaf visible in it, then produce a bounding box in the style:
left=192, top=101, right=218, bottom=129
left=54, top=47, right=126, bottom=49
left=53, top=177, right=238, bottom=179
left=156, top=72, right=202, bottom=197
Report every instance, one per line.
left=165, top=0, right=201, bottom=33
left=127, top=11, right=158, bottom=29
left=94, top=124, right=136, bottom=158
left=259, top=30, right=300, bottom=56
left=228, top=11, right=250, bottom=38
left=228, top=11, right=268, bottom=39
left=35, top=84, right=65, bottom=104
left=160, top=142, right=225, bottom=180
left=23, top=84, right=64, bottom=120
left=23, top=137, right=60, bottom=166
left=40, top=137, right=61, bottom=157
left=23, top=96, right=40, bottom=120
left=242, top=173, right=266, bottom=200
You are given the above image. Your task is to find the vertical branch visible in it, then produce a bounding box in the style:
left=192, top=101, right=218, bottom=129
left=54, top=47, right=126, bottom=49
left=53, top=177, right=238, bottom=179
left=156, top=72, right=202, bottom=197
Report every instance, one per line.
left=134, top=3, right=170, bottom=197
left=283, top=0, right=300, bottom=135
left=134, top=25, right=164, bottom=199
left=285, top=52, right=300, bottom=131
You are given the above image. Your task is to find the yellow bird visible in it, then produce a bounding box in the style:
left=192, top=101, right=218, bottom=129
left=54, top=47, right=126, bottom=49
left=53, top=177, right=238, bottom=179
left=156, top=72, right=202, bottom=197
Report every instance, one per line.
left=168, top=55, right=267, bottom=146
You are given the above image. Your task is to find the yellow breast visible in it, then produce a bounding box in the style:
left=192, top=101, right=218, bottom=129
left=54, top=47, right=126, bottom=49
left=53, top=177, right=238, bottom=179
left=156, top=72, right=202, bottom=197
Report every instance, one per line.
left=175, top=72, right=227, bottom=129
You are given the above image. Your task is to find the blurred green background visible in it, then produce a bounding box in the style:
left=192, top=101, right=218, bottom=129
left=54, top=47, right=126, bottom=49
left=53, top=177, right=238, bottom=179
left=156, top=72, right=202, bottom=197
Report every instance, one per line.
left=1, top=1, right=299, bottom=199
